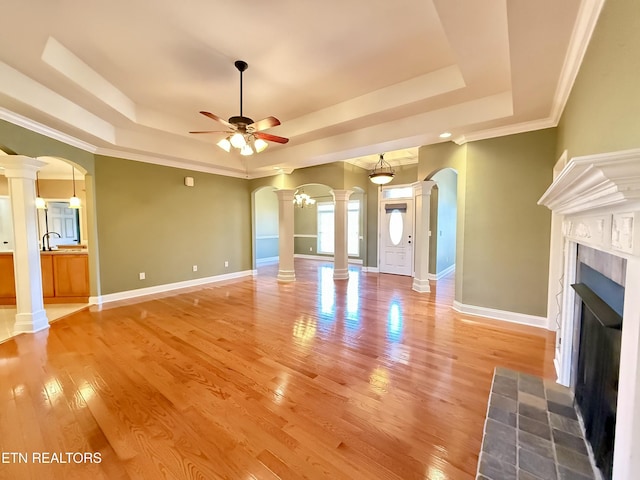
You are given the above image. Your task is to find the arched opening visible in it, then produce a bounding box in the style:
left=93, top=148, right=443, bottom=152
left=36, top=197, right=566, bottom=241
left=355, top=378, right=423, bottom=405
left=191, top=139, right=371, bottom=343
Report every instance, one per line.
left=425, top=168, right=458, bottom=302
left=0, top=155, right=91, bottom=342
left=251, top=186, right=279, bottom=272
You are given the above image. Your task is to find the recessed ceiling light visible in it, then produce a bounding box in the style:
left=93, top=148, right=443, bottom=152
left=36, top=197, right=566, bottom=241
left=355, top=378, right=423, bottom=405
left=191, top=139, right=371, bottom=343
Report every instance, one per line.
left=439, top=132, right=452, bottom=139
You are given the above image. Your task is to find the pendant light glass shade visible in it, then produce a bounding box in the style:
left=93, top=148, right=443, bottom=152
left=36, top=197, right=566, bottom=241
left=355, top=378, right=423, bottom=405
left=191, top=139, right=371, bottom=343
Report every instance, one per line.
left=217, top=138, right=231, bottom=152
left=230, top=132, right=246, bottom=148
left=35, top=171, right=46, bottom=209
left=254, top=138, right=268, bottom=153
left=69, top=166, right=81, bottom=209
left=240, top=144, right=254, bottom=156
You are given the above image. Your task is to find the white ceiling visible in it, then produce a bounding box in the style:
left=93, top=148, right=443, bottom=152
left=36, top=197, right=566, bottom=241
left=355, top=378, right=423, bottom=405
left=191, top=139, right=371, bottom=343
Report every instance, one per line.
left=0, top=0, right=602, bottom=178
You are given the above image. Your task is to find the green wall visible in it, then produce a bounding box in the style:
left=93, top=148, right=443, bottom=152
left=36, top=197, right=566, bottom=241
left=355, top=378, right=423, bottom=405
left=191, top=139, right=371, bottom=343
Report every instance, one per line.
left=558, top=0, right=640, bottom=158
left=464, top=130, right=556, bottom=316
left=94, top=155, right=251, bottom=295
left=420, top=129, right=556, bottom=316
left=420, top=142, right=468, bottom=301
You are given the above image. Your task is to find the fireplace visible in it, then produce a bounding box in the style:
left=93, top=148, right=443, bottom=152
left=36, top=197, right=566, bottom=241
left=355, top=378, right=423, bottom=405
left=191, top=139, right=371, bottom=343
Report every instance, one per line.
left=538, top=148, right=640, bottom=480
left=572, top=279, right=622, bottom=478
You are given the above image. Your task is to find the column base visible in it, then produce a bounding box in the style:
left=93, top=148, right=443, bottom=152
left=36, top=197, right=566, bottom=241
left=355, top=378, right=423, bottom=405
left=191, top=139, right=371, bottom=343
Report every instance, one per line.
left=412, top=277, right=431, bottom=293
left=333, top=268, right=349, bottom=280
left=277, top=269, right=296, bottom=282
left=13, top=310, right=50, bottom=334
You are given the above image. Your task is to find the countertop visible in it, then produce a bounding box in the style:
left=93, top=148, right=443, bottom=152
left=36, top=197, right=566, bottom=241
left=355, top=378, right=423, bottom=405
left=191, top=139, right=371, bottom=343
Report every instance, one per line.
left=0, top=250, right=88, bottom=255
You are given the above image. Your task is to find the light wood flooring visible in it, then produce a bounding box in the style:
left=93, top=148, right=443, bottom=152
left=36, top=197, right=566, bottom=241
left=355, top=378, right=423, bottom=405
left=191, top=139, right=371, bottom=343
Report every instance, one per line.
left=0, top=260, right=555, bottom=479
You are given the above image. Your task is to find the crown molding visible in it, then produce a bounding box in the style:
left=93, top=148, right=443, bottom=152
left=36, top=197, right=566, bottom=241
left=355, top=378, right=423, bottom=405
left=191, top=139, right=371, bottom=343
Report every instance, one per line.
left=94, top=147, right=250, bottom=179
left=549, top=0, right=606, bottom=123
left=453, top=117, right=556, bottom=145
left=538, top=147, right=640, bottom=215
left=0, top=108, right=98, bottom=153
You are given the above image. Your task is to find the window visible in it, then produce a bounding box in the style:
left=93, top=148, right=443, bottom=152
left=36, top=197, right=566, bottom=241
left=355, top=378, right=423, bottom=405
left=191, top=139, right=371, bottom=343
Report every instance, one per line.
left=317, top=203, right=334, bottom=254
left=347, top=200, right=360, bottom=256
left=317, top=200, right=360, bottom=256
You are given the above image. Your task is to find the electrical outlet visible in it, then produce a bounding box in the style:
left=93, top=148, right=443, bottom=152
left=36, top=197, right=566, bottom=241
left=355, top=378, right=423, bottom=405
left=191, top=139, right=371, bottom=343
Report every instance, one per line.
left=192, top=265, right=198, bottom=272
left=309, top=247, right=312, bottom=252
left=139, top=272, right=145, bottom=280
left=224, top=260, right=229, bottom=268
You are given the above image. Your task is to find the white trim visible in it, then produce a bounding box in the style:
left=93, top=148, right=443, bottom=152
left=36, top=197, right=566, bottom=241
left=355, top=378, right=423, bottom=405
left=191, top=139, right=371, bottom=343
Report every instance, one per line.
left=256, top=256, right=279, bottom=266
left=293, top=234, right=317, bottom=238
left=294, top=253, right=363, bottom=265
left=452, top=301, right=549, bottom=330
left=89, top=270, right=253, bottom=306
left=0, top=107, right=98, bottom=153
left=453, top=118, right=555, bottom=146
left=428, top=264, right=456, bottom=281
left=256, top=235, right=279, bottom=240
left=0, top=108, right=250, bottom=179
left=549, top=0, right=607, bottom=123
left=362, top=266, right=379, bottom=273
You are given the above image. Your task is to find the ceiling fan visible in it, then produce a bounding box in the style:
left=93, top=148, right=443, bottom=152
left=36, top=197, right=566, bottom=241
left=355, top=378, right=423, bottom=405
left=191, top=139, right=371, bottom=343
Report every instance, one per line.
left=190, top=60, right=289, bottom=155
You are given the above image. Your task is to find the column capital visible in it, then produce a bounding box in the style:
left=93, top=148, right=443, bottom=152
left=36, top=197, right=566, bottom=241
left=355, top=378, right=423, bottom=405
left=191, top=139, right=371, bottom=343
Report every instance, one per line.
left=331, top=189, right=353, bottom=202
left=412, top=180, right=437, bottom=197
left=275, top=189, right=295, bottom=202
left=0, top=156, right=47, bottom=180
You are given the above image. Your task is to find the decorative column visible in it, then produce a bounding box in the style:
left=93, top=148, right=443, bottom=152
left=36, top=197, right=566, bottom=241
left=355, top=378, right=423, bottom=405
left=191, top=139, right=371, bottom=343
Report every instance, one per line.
left=332, top=190, right=352, bottom=280
left=275, top=189, right=295, bottom=282
left=0, top=156, right=49, bottom=334
left=412, top=180, right=436, bottom=293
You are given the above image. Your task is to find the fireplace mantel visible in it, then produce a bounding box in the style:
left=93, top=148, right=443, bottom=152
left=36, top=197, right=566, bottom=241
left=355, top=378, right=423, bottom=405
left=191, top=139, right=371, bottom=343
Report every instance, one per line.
left=539, top=147, right=640, bottom=216
left=539, top=147, right=640, bottom=480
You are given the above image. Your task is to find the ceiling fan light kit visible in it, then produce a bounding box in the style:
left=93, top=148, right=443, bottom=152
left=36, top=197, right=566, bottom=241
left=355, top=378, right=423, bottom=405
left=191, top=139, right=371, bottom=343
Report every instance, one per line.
left=190, top=60, right=289, bottom=155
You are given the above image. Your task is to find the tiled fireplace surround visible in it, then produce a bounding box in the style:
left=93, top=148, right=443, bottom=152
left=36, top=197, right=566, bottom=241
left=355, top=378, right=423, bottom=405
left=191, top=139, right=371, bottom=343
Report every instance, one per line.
left=534, top=148, right=640, bottom=480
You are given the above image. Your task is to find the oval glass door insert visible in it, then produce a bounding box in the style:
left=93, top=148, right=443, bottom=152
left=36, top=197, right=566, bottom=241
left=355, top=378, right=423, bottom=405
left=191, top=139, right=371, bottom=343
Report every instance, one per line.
left=389, top=209, right=403, bottom=245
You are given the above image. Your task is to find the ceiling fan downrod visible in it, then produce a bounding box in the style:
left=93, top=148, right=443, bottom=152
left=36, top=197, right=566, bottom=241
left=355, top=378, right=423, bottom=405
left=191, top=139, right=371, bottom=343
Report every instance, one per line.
left=235, top=60, right=248, bottom=118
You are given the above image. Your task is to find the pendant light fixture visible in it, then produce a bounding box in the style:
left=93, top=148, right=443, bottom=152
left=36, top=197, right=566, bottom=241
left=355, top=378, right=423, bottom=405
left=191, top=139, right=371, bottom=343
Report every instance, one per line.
left=35, top=171, right=46, bottom=209
left=69, top=166, right=81, bottom=209
left=369, top=153, right=395, bottom=185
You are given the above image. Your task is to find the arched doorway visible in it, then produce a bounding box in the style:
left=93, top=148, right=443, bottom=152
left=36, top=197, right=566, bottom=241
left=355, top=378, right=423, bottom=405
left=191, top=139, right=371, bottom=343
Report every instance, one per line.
left=0, top=155, right=92, bottom=341
left=427, top=168, right=458, bottom=280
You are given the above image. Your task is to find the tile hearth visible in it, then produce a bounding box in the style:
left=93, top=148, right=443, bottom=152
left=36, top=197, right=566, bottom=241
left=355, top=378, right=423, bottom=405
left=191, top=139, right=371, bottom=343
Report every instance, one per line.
left=477, top=367, right=596, bottom=480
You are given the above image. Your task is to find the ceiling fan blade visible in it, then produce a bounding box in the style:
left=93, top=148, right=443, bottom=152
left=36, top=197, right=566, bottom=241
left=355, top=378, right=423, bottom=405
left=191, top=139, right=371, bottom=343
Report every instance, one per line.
left=255, top=132, right=289, bottom=144
left=200, top=111, right=234, bottom=129
left=189, top=130, right=229, bottom=134
left=248, top=116, right=281, bottom=132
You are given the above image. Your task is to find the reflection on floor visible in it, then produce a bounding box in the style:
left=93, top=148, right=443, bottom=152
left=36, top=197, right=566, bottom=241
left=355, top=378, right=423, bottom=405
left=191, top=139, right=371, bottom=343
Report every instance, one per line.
left=0, top=303, right=88, bottom=343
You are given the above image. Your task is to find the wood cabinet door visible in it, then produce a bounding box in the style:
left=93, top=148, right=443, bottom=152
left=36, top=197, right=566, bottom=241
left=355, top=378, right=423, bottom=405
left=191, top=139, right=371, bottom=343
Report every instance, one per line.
left=53, top=255, right=89, bottom=297
left=41, top=255, right=55, bottom=298
left=0, top=255, right=16, bottom=298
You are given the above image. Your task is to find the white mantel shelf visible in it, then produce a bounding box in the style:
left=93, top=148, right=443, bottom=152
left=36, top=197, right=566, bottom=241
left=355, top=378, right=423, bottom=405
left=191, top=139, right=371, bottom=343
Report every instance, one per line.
left=538, top=147, right=640, bottom=480
left=538, top=147, right=640, bottom=216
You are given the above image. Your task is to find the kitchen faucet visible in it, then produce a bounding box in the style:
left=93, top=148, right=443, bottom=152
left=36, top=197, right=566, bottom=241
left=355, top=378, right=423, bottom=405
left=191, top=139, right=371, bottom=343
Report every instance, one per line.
left=42, top=232, right=61, bottom=251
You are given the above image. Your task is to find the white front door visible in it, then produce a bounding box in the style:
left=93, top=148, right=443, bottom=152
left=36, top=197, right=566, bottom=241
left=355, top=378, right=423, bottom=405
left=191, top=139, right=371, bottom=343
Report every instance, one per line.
left=379, top=199, right=414, bottom=276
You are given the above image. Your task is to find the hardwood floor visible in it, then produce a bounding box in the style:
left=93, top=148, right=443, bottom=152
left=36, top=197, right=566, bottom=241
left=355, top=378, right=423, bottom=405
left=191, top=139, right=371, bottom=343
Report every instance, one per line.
left=0, top=260, right=555, bottom=479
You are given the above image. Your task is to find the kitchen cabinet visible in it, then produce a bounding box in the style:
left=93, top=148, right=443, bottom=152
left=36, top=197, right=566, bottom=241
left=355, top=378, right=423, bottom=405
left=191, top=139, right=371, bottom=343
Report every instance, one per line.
left=0, top=252, right=89, bottom=304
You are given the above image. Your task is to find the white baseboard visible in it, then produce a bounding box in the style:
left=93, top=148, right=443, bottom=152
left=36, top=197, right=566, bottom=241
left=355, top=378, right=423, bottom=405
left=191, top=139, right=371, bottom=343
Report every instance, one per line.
left=293, top=254, right=363, bottom=265
left=452, top=300, right=549, bottom=330
left=90, top=270, right=254, bottom=306
left=256, top=256, right=279, bottom=266
left=428, top=264, right=456, bottom=281
left=362, top=266, right=379, bottom=273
